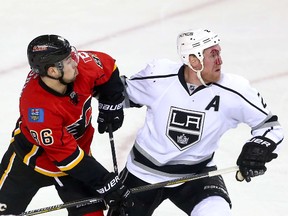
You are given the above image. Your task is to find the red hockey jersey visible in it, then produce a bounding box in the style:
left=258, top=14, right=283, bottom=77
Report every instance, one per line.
left=11, top=51, right=118, bottom=177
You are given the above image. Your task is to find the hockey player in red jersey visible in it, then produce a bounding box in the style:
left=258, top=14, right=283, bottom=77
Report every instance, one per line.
left=0, top=35, right=132, bottom=215
left=108, top=29, right=284, bottom=216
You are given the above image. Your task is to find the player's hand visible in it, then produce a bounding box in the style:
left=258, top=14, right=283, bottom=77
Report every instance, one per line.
left=236, top=136, right=278, bottom=182
left=96, top=172, right=133, bottom=209
left=97, top=96, right=124, bottom=134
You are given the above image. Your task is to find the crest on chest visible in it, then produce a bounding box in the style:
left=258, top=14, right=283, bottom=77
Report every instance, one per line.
left=166, top=106, right=205, bottom=150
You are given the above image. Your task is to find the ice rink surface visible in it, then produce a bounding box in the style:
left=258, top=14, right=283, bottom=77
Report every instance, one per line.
left=0, top=0, right=287, bottom=215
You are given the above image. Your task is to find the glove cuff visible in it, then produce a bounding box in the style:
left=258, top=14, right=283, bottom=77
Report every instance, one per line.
left=247, top=136, right=276, bottom=149
left=98, top=94, right=124, bottom=111
left=96, top=173, right=121, bottom=195
left=98, top=101, right=123, bottom=112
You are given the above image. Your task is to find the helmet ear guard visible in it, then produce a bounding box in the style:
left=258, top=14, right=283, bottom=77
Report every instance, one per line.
left=177, top=29, right=220, bottom=65
left=27, top=35, right=72, bottom=76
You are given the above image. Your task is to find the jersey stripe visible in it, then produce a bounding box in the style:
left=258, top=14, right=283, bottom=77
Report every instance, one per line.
left=23, top=145, right=39, bottom=165
left=213, top=83, right=268, bottom=115
left=131, top=73, right=177, bottom=80
left=0, top=153, right=16, bottom=190
left=34, top=166, right=67, bottom=177
left=58, top=147, right=85, bottom=172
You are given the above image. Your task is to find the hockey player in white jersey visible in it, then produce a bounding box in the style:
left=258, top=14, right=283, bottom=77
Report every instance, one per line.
left=108, top=29, right=284, bottom=216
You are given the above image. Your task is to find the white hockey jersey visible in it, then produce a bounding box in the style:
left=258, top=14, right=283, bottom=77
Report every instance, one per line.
left=123, top=59, right=283, bottom=184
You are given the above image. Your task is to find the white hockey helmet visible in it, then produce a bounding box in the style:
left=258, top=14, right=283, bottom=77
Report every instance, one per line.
left=177, top=28, right=220, bottom=65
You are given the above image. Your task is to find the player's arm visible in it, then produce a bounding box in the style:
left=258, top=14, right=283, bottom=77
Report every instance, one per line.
left=94, top=66, right=125, bottom=134
left=121, top=75, right=143, bottom=108
left=54, top=146, right=132, bottom=208
left=90, top=52, right=125, bottom=134
left=121, top=61, right=163, bottom=108
left=29, top=119, right=132, bottom=208
left=234, top=83, right=284, bottom=182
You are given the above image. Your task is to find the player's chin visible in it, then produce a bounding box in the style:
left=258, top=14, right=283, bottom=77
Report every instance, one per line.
left=213, top=72, right=221, bottom=82
left=214, top=69, right=221, bottom=76
left=69, top=73, right=78, bottom=83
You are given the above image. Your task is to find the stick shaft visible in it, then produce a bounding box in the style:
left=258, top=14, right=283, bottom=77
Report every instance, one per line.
left=19, top=198, right=102, bottom=216
left=131, top=166, right=239, bottom=193
left=108, top=124, right=118, bottom=174
left=20, top=166, right=238, bottom=215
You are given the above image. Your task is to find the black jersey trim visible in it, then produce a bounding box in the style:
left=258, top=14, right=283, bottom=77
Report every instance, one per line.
left=39, top=78, right=74, bottom=97
left=132, top=146, right=214, bottom=175
left=130, top=73, right=178, bottom=80
left=12, top=130, right=43, bottom=168
left=213, top=83, right=268, bottom=115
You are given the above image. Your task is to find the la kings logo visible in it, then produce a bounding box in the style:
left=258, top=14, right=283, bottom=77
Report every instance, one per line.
left=166, top=107, right=205, bottom=150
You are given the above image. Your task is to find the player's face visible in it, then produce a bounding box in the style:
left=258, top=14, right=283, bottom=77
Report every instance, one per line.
left=61, top=51, right=79, bottom=83
left=201, top=45, right=222, bottom=83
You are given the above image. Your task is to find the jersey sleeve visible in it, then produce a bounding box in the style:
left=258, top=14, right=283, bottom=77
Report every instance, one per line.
left=78, top=51, right=124, bottom=102
left=90, top=51, right=118, bottom=86
left=221, top=74, right=284, bottom=145
left=125, top=59, right=179, bottom=107
left=125, top=63, right=156, bottom=106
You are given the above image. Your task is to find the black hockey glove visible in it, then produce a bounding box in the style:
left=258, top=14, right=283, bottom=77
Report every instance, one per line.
left=236, top=136, right=278, bottom=182
left=96, top=172, right=133, bottom=209
left=97, top=96, right=124, bottom=134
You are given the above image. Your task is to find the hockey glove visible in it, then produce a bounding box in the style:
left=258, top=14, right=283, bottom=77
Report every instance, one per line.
left=97, top=96, right=124, bottom=134
left=236, top=136, right=278, bottom=182
left=96, top=172, right=133, bottom=209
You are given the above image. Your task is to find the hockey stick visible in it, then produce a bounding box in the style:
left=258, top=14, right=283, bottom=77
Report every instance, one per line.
left=131, top=165, right=239, bottom=193
left=19, top=166, right=239, bottom=215
left=108, top=124, right=127, bottom=216
left=18, top=197, right=103, bottom=216
left=108, top=124, right=119, bottom=174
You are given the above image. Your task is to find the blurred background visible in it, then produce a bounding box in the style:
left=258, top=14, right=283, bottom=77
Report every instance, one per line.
left=0, top=0, right=287, bottom=215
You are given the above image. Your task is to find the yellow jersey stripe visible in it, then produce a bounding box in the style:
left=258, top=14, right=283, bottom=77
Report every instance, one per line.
left=113, top=64, right=117, bottom=71
left=14, top=127, right=21, bottom=136
left=0, top=153, right=16, bottom=190
left=23, top=145, right=39, bottom=165
left=34, top=166, right=67, bottom=177
left=10, top=126, right=21, bottom=144
left=58, top=147, right=85, bottom=172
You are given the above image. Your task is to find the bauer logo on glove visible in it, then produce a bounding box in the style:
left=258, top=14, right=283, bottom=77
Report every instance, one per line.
left=236, top=136, right=278, bottom=182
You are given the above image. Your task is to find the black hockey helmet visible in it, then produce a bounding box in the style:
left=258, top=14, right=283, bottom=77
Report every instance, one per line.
left=27, top=34, right=72, bottom=76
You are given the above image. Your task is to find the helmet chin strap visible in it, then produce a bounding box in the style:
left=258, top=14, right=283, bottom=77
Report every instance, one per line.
left=187, top=61, right=207, bottom=86
left=45, top=70, right=70, bottom=85
left=46, top=61, right=71, bottom=85
left=56, top=62, right=71, bottom=85
left=58, top=74, right=70, bottom=85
